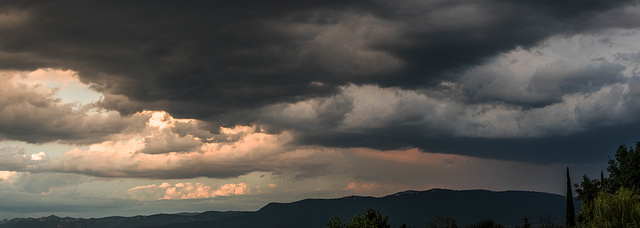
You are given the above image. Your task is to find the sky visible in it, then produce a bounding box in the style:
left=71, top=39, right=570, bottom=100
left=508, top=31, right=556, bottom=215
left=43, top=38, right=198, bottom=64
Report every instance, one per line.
left=1, top=0, right=640, bottom=219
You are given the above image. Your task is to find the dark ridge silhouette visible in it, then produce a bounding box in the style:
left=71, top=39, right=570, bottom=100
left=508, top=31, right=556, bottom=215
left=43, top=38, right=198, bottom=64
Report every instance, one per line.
left=0, top=189, right=579, bottom=228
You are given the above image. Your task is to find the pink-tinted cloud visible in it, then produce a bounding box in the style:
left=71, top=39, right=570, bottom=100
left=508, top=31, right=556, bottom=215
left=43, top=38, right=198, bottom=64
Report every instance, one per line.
left=23, top=112, right=302, bottom=178
left=336, top=147, right=568, bottom=195
left=1, top=110, right=567, bottom=197
left=0, top=171, right=18, bottom=182
left=126, top=182, right=249, bottom=201
left=343, top=181, right=389, bottom=196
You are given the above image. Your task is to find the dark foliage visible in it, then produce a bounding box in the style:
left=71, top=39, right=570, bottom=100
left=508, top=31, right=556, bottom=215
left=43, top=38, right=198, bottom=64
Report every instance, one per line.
left=566, top=167, right=576, bottom=227
left=514, top=217, right=531, bottom=228
left=466, top=219, right=505, bottom=228
left=575, top=142, right=640, bottom=226
left=428, top=216, right=458, bottom=228
left=607, top=143, right=640, bottom=191
left=327, top=206, right=390, bottom=228
left=577, top=143, right=640, bottom=202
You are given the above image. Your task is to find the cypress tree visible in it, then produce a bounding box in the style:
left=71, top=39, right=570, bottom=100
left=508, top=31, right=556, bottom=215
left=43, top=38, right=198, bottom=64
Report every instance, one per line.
left=600, top=170, right=607, bottom=192
left=566, top=167, right=576, bottom=227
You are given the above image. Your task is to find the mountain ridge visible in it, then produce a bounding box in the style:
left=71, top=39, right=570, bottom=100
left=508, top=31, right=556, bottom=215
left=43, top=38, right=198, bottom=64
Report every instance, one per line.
left=0, top=188, right=577, bottom=228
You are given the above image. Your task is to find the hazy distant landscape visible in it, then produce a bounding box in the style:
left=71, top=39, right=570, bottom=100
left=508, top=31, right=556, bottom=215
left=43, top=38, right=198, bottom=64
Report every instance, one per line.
left=0, top=189, right=576, bottom=228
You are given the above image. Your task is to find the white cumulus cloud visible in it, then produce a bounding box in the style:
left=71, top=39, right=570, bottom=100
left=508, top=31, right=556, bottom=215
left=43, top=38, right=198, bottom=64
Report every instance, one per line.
left=127, top=182, right=249, bottom=201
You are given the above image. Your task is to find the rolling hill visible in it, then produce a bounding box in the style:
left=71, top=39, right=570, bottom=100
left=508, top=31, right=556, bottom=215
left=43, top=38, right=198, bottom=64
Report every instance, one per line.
left=0, top=188, right=578, bottom=227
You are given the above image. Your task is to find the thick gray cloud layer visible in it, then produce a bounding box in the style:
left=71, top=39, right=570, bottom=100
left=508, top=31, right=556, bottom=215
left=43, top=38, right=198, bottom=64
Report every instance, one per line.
left=0, top=72, right=150, bottom=144
left=1, top=0, right=640, bottom=163
left=0, top=0, right=634, bottom=113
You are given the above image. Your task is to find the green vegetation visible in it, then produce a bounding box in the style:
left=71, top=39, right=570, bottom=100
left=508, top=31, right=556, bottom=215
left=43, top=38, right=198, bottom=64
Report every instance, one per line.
left=327, top=206, right=391, bottom=228
left=579, top=187, right=640, bottom=227
left=575, top=142, right=640, bottom=227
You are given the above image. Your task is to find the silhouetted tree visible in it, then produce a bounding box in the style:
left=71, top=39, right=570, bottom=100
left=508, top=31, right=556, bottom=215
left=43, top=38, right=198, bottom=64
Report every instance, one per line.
left=566, top=167, right=575, bottom=227
left=600, top=170, right=606, bottom=190
left=326, top=206, right=390, bottom=228
left=428, top=216, right=457, bottom=228
left=328, top=216, right=345, bottom=228
left=522, top=217, right=531, bottom=228
left=607, top=143, right=640, bottom=191
left=575, top=173, right=601, bottom=224
left=575, top=174, right=600, bottom=204
left=536, top=213, right=562, bottom=228
left=514, top=217, right=531, bottom=228
left=466, top=220, right=504, bottom=228
left=576, top=143, right=640, bottom=203
left=575, top=142, right=640, bottom=227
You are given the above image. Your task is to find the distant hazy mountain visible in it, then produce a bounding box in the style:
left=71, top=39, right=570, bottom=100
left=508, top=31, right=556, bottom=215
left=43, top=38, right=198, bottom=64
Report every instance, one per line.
left=0, top=189, right=578, bottom=228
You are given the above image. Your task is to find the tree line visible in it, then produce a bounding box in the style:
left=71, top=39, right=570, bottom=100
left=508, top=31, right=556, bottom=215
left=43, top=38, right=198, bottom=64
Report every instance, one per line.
left=327, top=141, right=640, bottom=228
left=571, top=142, right=640, bottom=227
left=326, top=206, right=543, bottom=228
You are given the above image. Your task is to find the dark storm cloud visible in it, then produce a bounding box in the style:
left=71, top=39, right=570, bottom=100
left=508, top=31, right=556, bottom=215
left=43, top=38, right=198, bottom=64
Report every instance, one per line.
left=460, top=61, right=627, bottom=108
left=0, top=0, right=376, bottom=118
left=270, top=78, right=640, bottom=164
left=0, top=0, right=636, bottom=120
left=0, top=74, right=150, bottom=144
left=296, top=121, right=640, bottom=164
left=1, top=0, right=640, bottom=164
left=368, top=0, right=635, bottom=87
